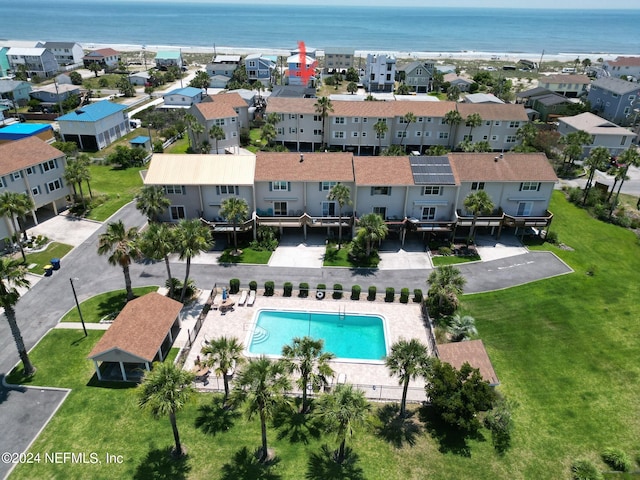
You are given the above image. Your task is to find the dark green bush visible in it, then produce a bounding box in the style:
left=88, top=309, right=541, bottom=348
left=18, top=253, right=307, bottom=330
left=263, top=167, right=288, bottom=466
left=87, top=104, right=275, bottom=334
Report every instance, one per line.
left=283, top=282, right=292, bottom=297
left=545, top=230, right=558, bottom=244
left=438, top=246, right=452, bottom=256
left=400, top=288, right=410, bottom=304
left=264, top=281, right=274, bottom=296
left=249, top=280, right=257, bottom=291
left=299, top=282, right=309, bottom=298
left=368, top=286, right=377, bottom=301
left=413, top=289, right=423, bottom=303
left=570, top=459, right=603, bottom=480
left=351, top=285, right=361, bottom=300
left=333, top=283, right=343, bottom=300
left=385, top=287, right=395, bottom=302
left=602, top=447, right=631, bottom=472
left=229, top=278, right=240, bottom=294
left=317, top=284, right=326, bottom=291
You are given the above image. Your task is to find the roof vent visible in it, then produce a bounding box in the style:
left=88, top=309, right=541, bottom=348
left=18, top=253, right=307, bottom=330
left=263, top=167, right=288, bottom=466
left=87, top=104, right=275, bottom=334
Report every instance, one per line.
left=75, top=109, right=84, bottom=115
left=300, top=154, right=304, bottom=163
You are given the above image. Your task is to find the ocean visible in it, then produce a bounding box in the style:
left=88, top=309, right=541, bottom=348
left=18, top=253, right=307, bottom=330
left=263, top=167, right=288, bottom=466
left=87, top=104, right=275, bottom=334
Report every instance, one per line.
left=1, top=1, right=639, bottom=56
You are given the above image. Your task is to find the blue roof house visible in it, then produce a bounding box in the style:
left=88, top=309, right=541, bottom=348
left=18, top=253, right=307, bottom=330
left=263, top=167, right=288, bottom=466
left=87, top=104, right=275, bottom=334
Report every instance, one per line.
left=163, top=87, right=205, bottom=107
left=155, top=51, right=183, bottom=69
left=57, top=101, right=129, bottom=151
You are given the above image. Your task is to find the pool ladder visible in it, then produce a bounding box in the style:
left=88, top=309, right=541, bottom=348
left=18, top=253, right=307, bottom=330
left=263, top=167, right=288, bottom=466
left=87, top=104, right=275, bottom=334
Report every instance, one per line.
left=338, top=307, right=345, bottom=327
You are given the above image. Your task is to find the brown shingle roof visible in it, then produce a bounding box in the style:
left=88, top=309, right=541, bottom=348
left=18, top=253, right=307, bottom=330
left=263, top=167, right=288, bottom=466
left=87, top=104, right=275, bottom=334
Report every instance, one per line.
left=608, top=56, right=640, bottom=67
left=196, top=92, right=246, bottom=120
left=437, top=339, right=499, bottom=386
left=255, top=152, right=354, bottom=182
left=87, top=293, right=183, bottom=363
left=0, top=137, right=64, bottom=176
left=265, top=97, right=318, bottom=114
left=448, top=152, right=558, bottom=183
left=456, top=103, right=528, bottom=121
left=542, top=74, right=591, bottom=84
left=353, top=156, right=414, bottom=185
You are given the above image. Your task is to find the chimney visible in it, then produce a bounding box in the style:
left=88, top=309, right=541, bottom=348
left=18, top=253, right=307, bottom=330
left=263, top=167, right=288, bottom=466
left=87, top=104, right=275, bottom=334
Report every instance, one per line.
left=300, top=154, right=304, bottom=162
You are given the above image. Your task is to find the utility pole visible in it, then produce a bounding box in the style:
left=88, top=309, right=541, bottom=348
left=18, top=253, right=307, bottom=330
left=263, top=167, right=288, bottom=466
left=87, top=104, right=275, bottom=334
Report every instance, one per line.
left=70, top=278, right=87, bottom=337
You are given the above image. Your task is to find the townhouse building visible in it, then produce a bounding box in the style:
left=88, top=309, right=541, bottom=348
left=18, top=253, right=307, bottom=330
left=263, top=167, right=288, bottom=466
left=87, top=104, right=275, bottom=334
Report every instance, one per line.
left=323, top=47, right=354, bottom=73
left=41, top=42, right=84, bottom=67
left=538, top=74, right=590, bottom=98
left=587, top=77, right=639, bottom=126
left=557, top=112, right=635, bottom=157
left=603, top=56, right=640, bottom=81
left=6, top=47, right=59, bottom=78
left=454, top=103, right=529, bottom=150
left=188, top=92, right=249, bottom=153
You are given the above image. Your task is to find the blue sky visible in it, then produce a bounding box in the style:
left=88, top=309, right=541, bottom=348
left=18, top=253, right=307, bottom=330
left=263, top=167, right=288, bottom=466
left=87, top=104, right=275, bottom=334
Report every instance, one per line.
left=155, top=0, right=638, bottom=7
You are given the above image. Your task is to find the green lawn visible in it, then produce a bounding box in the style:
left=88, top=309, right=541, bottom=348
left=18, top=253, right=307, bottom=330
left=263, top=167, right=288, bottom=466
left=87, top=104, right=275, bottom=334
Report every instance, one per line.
left=431, top=253, right=481, bottom=266
left=60, top=286, right=160, bottom=323
left=25, top=242, right=74, bottom=274
left=165, top=137, right=190, bottom=154
left=218, top=247, right=272, bottom=264
left=84, top=164, right=145, bottom=221
left=323, top=243, right=380, bottom=268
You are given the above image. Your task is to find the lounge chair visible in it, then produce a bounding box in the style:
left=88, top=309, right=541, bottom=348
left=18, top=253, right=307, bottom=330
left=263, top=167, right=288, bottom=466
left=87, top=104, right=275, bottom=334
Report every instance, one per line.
left=238, top=290, right=248, bottom=306
left=324, top=376, right=334, bottom=392
left=337, top=373, right=347, bottom=385
left=247, top=290, right=256, bottom=306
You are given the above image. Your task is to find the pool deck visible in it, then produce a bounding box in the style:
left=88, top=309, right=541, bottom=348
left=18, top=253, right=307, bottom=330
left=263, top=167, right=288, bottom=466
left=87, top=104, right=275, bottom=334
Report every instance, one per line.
left=185, top=294, right=430, bottom=402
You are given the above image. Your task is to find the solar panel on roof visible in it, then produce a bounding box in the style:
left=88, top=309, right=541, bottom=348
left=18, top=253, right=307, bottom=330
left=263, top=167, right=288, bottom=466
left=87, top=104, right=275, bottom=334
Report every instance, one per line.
left=410, top=156, right=455, bottom=185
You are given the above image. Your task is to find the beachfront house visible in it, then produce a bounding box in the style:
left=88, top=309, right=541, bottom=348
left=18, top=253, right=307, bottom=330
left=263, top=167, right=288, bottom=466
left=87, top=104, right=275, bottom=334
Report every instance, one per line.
left=57, top=100, right=129, bottom=151
left=587, top=77, right=640, bottom=126
left=162, top=87, right=205, bottom=108
left=0, top=137, right=71, bottom=245
left=453, top=103, right=529, bottom=151
left=286, top=53, right=317, bottom=87
left=399, top=61, right=436, bottom=94
left=83, top=48, right=121, bottom=70
left=323, top=47, right=354, bottom=73
left=188, top=92, right=248, bottom=153
left=155, top=50, right=183, bottom=70
left=6, top=47, right=59, bottom=78
left=41, top=41, right=83, bottom=67
left=0, top=80, right=32, bottom=106
left=538, top=74, right=590, bottom=98
left=143, top=154, right=256, bottom=225
left=443, top=73, right=474, bottom=93
left=245, top=54, right=276, bottom=86
left=30, top=83, right=81, bottom=105
left=557, top=112, right=635, bottom=157
left=206, top=55, right=240, bottom=87
left=603, top=56, right=640, bottom=81
left=364, top=54, right=396, bottom=93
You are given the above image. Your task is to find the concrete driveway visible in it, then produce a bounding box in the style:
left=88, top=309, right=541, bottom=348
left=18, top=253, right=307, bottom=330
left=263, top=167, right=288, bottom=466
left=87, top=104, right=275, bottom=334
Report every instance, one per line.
left=27, top=212, right=102, bottom=247
left=268, top=232, right=326, bottom=268
left=378, top=238, right=433, bottom=270
left=475, top=234, right=529, bottom=262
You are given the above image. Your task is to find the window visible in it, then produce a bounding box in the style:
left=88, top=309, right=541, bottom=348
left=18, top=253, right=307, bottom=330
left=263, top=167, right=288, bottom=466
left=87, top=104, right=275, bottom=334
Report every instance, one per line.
left=0, top=177, right=6, bottom=188
left=353, top=117, right=359, bottom=123
left=219, top=185, right=237, bottom=195
left=170, top=206, right=185, bottom=220
left=41, top=159, right=57, bottom=172
left=421, top=207, right=436, bottom=220
left=415, top=131, right=422, bottom=137
left=289, top=114, right=296, bottom=119
left=509, top=121, right=520, bottom=128
left=321, top=181, right=337, bottom=191
left=165, top=185, right=184, bottom=195
left=248, top=61, right=256, bottom=67
left=273, top=201, right=287, bottom=216
left=313, top=129, right=322, bottom=135
left=373, top=206, right=387, bottom=218
left=46, top=178, right=62, bottom=192
left=31, top=186, right=41, bottom=196
left=417, top=117, right=424, bottom=122
left=396, top=131, right=407, bottom=138
left=322, top=201, right=336, bottom=216
left=621, top=136, right=628, bottom=146
left=494, top=121, right=501, bottom=126
left=214, top=119, right=225, bottom=126
left=362, top=132, right=367, bottom=137
left=334, top=117, right=345, bottom=124
left=362, top=118, right=368, bottom=123
left=333, top=131, right=345, bottom=139
left=314, top=115, right=321, bottom=121
left=271, top=181, right=288, bottom=191
left=630, top=95, right=637, bottom=102
left=506, top=135, right=517, bottom=143
left=289, top=127, right=297, bottom=134
left=463, top=135, right=473, bottom=141
left=352, top=132, right=359, bottom=137
left=423, top=186, right=441, bottom=195
left=12, top=172, right=22, bottom=180
left=371, top=186, right=391, bottom=195
left=376, top=132, right=385, bottom=139
left=516, top=201, right=532, bottom=216
left=471, top=182, right=485, bottom=191
left=520, top=182, right=540, bottom=191
left=491, top=135, right=498, bottom=141
left=277, top=127, right=284, bottom=135
left=439, top=132, right=449, bottom=139
left=624, top=107, right=631, bottom=115
left=26, top=166, right=35, bottom=175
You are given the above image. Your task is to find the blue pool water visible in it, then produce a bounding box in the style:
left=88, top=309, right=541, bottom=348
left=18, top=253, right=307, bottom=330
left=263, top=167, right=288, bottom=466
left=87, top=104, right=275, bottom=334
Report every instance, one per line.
left=249, top=310, right=387, bottom=361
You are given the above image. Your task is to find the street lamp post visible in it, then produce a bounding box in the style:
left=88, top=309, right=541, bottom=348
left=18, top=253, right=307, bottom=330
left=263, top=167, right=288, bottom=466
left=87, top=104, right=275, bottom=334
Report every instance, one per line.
left=70, top=278, right=87, bottom=337
left=147, top=122, right=153, bottom=152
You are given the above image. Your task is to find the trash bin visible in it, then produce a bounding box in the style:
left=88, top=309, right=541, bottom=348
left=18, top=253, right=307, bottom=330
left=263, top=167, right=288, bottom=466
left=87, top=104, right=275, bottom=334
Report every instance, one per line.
left=51, top=258, right=60, bottom=270
left=44, top=265, right=53, bottom=277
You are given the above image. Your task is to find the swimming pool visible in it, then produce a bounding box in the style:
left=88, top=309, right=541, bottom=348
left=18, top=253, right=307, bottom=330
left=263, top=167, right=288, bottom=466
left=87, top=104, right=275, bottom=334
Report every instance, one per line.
left=248, top=309, right=387, bottom=361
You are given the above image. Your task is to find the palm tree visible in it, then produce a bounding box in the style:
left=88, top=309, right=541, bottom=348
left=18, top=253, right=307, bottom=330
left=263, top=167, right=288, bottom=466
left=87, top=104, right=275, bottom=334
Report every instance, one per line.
left=347, top=81, right=358, bottom=94
left=448, top=314, right=478, bottom=342
left=463, top=190, right=494, bottom=244
left=582, top=146, right=610, bottom=205
left=260, top=122, right=277, bottom=147
left=327, top=183, right=352, bottom=249
left=400, top=112, right=416, bottom=149
left=220, top=196, right=248, bottom=255
left=427, top=265, right=466, bottom=316
left=357, top=212, right=389, bottom=256
left=314, top=96, right=333, bottom=150
left=0, top=192, right=35, bottom=263
left=282, top=336, right=335, bottom=413
left=64, top=158, right=83, bottom=206
left=446, top=85, right=461, bottom=101
left=516, top=123, right=538, bottom=149
left=97, top=220, right=140, bottom=301
left=609, top=147, right=640, bottom=217
left=175, top=219, right=213, bottom=302
left=139, top=223, right=176, bottom=297
left=201, top=336, right=245, bottom=403
left=315, top=384, right=371, bottom=464
left=209, top=124, right=225, bottom=154
left=444, top=109, right=463, bottom=148
left=465, top=113, right=483, bottom=142
left=135, top=185, right=171, bottom=223
left=373, top=120, right=388, bottom=155
left=77, top=153, right=93, bottom=199
left=138, top=362, right=195, bottom=457
left=385, top=338, right=430, bottom=417
left=88, top=62, right=102, bottom=77
left=232, top=356, right=291, bottom=462
left=560, top=130, right=592, bottom=167
left=0, top=258, right=35, bottom=376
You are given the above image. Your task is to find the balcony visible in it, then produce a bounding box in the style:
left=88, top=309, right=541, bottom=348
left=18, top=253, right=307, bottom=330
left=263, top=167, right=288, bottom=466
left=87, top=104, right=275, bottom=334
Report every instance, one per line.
left=454, top=210, right=504, bottom=228
left=503, top=210, right=554, bottom=228
left=200, top=217, right=253, bottom=233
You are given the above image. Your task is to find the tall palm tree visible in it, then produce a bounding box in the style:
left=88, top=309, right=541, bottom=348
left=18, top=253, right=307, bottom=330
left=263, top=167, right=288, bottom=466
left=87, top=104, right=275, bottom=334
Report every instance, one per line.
left=327, top=183, right=352, bottom=249
left=77, top=153, right=93, bottom=199
left=582, top=146, right=610, bottom=205
left=444, top=109, right=463, bottom=148
left=175, top=219, right=213, bottom=302
left=209, top=124, right=225, bottom=153
left=315, top=384, right=371, bottom=464
left=135, top=185, right=171, bottom=223
left=138, top=362, right=195, bottom=457
left=373, top=119, right=388, bottom=155
left=427, top=265, right=466, bottom=316
left=260, top=122, right=277, bottom=147
left=609, top=147, right=640, bottom=217
left=465, top=113, right=483, bottom=142
left=385, top=338, right=430, bottom=418
left=560, top=130, right=592, bottom=166
left=516, top=123, right=538, bottom=149
left=139, top=223, right=176, bottom=297
left=220, top=196, right=248, bottom=255
left=357, top=212, right=389, bottom=256
left=0, top=258, right=35, bottom=376
left=64, top=158, right=83, bottom=206
left=463, top=190, right=494, bottom=243
left=282, top=336, right=335, bottom=413
left=201, top=336, right=245, bottom=403
left=0, top=192, right=35, bottom=263
left=232, top=356, right=291, bottom=462
left=97, top=220, right=140, bottom=301
left=448, top=314, right=478, bottom=342
left=314, top=96, right=333, bottom=150
left=400, top=112, right=416, bottom=149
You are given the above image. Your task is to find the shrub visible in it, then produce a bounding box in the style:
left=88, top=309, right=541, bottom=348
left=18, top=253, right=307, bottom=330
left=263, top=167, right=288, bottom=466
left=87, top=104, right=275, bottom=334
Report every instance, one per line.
left=545, top=230, right=558, bottom=244
left=299, top=282, right=309, bottom=298
left=368, top=286, right=377, bottom=301
left=602, top=448, right=631, bottom=472
left=351, top=285, right=361, bottom=300
left=316, top=284, right=326, bottom=300
left=249, top=281, right=257, bottom=291
left=229, top=278, right=240, bottom=294
left=166, top=277, right=196, bottom=301
left=264, top=281, right=274, bottom=296
left=333, top=283, right=343, bottom=300
left=316, top=284, right=326, bottom=291
left=438, top=246, right=452, bottom=256
left=571, top=459, right=603, bottom=480
left=567, top=187, right=583, bottom=205
left=400, top=288, right=410, bottom=304
left=283, top=282, right=292, bottom=297
left=413, top=289, right=423, bottom=303
left=484, top=396, right=514, bottom=454
left=385, top=287, right=395, bottom=302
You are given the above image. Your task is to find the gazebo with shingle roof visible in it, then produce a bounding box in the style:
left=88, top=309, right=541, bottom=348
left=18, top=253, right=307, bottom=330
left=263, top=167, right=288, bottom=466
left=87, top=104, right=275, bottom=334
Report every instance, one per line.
left=437, top=339, right=500, bottom=386
left=87, top=293, right=183, bottom=382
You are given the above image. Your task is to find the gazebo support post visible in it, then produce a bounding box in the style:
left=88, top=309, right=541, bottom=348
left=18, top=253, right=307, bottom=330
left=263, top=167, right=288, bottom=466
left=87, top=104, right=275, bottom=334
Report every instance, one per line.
left=119, top=362, right=127, bottom=381
left=145, top=362, right=151, bottom=371
left=157, top=347, right=164, bottom=361
left=93, top=360, right=102, bottom=381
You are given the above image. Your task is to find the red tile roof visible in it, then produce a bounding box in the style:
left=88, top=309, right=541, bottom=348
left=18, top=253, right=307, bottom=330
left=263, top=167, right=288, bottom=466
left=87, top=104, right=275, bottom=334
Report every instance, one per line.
left=448, top=152, right=558, bottom=182
left=353, top=156, right=414, bottom=185
left=437, top=339, right=500, bottom=385
left=255, top=152, right=354, bottom=182
left=0, top=137, right=64, bottom=176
